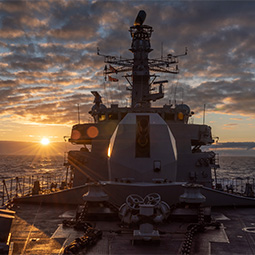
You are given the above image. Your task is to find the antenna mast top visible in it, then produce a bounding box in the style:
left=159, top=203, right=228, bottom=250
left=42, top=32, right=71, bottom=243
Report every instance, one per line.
left=98, top=10, right=187, bottom=108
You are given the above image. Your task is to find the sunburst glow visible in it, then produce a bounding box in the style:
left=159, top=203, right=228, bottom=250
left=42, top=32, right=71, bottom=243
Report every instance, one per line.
left=40, top=138, right=50, bottom=145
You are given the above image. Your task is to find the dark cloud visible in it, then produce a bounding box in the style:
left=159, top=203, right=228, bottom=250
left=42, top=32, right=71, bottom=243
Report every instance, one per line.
left=0, top=0, right=255, bottom=127
left=181, top=79, right=255, bottom=114
left=0, top=79, right=18, bottom=88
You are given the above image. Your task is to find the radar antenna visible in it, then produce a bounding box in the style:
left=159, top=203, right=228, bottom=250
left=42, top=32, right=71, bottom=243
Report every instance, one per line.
left=98, top=10, right=187, bottom=108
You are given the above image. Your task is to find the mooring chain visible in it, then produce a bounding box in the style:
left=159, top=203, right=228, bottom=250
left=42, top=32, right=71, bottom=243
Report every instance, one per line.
left=63, top=227, right=102, bottom=254
left=198, top=206, right=205, bottom=224
left=181, top=206, right=205, bottom=255
left=76, top=202, right=89, bottom=223
left=62, top=202, right=90, bottom=231
left=62, top=202, right=103, bottom=254
left=62, top=200, right=120, bottom=254
left=181, top=223, right=199, bottom=255
left=181, top=206, right=221, bottom=255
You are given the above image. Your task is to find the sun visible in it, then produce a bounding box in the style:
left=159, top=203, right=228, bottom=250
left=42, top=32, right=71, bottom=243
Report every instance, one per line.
left=40, top=137, right=50, bottom=145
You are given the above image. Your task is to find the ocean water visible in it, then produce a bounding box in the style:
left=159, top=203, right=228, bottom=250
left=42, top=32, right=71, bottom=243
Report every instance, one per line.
left=0, top=155, right=65, bottom=179
left=0, top=155, right=67, bottom=204
left=0, top=155, right=255, bottom=180
left=217, top=156, right=255, bottom=179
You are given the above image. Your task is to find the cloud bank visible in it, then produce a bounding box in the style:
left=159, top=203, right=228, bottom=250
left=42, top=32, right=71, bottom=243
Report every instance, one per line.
left=0, top=0, right=255, bottom=127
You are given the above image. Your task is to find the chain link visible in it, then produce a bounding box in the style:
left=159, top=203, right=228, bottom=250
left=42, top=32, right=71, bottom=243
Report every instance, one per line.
left=62, top=200, right=119, bottom=254
left=63, top=227, right=102, bottom=254
left=181, top=206, right=221, bottom=255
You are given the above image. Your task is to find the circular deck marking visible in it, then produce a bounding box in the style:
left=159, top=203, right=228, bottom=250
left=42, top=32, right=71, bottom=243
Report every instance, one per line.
left=242, top=227, right=255, bottom=233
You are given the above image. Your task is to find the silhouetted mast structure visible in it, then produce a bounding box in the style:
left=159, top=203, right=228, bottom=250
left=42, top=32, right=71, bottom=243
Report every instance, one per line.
left=98, top=10, right=187, bottom=108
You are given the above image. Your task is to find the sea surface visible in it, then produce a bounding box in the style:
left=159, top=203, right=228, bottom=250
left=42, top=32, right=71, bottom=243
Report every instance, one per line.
left=217, top=156, right=255, bottom=179
left=0, top=155, right=65, bottom=179
left=0, top=155, right=67, bottom=204
left=0, top=155, right=255, bottom=180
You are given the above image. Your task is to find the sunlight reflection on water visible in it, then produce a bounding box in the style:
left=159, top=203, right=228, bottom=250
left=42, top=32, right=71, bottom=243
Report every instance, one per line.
left=1, top=155, right=255, bottom=180
left=0, top=155, right=64, bottom=179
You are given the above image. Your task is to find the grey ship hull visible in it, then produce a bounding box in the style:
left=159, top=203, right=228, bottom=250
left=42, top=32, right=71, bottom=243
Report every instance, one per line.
left=13, top=182, right=255, bottom=207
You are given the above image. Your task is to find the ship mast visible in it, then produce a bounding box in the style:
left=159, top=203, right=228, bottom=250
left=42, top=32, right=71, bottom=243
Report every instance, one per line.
left=129, top=10, right=153, bottom=108
left=98, top=10, right=187, bottom=108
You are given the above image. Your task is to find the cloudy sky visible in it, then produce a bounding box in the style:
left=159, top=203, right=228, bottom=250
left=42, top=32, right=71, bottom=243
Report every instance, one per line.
left=0, top=0, right=255, bottom=147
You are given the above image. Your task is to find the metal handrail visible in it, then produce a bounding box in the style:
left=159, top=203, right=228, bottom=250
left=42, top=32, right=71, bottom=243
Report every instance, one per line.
left=214, top=177, right=255, bottom=196
left=1, top=171, right=73, bottom=206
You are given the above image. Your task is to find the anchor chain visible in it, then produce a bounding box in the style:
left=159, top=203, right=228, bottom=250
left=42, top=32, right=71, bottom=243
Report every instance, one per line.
left=181, top=206, right=205, bottom=255
left=63, top=202, right=101, bottom=254
left=62, top=200, right=119, bottom=254
left=63, top=227, right=102, bottom=254
left=181, top=206, right=221, bottom=255
left=62, top=202, right=90, bottom=231
left=76, top=202, right=89, bottom=223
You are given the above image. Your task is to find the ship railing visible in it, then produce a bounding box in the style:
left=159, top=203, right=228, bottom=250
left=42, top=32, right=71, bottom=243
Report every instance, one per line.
left=0, top=172, right=73, bottom=206
left=214, top=177, right=255, bottom=197
left=214, top=153, right=220, bottom=168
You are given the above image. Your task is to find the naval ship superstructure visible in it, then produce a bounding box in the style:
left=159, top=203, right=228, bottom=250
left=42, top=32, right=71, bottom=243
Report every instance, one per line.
left=65, top=11, right=255, bottom=208
left=3, top=10, right=255, bottom=255
left=68, top=10, right=215, bottom=199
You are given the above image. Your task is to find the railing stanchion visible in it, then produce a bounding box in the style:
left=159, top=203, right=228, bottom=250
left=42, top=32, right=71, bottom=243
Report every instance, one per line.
left=2, top=180, right=4, bottom=206
left=10, top=178, right=13, bottom=199
left=23, top=176, right=25, bottom=196
left=15, top=177, right=18, bottom=197
left=3, top=180, right=10, bottom=203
